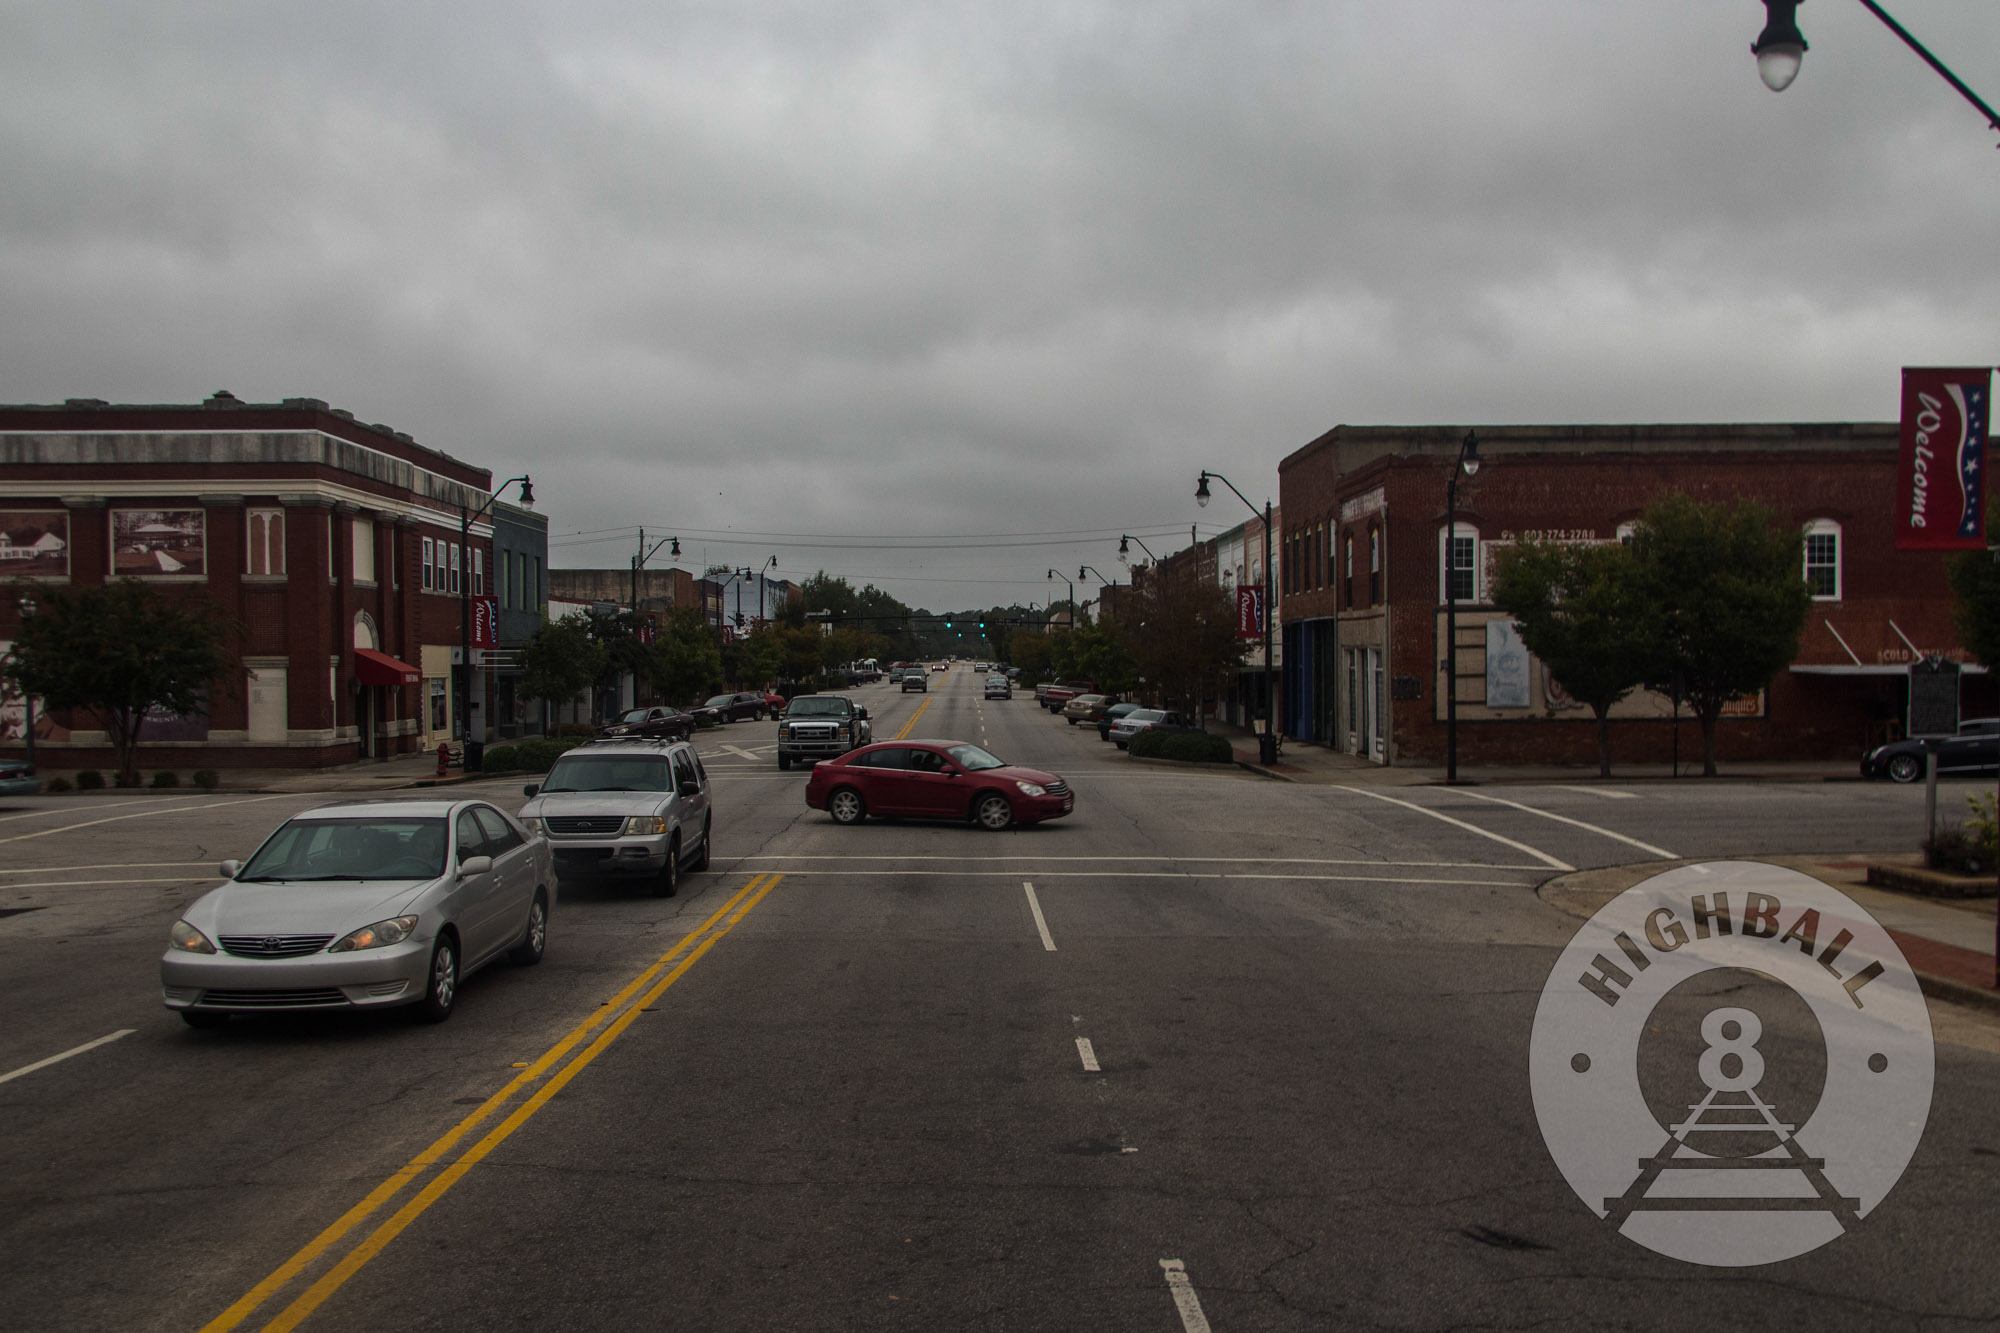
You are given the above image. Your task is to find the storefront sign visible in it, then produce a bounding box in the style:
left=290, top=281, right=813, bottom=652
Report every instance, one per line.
left=1895, top=366, right=1990, bottom=550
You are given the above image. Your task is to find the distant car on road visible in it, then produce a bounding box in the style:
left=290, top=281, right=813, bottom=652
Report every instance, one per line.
left=804, top=739, right=1074, bottom=830
left=1862, top=718, right=2000, bottom=782
left=162, top=799, right=553, bottom=1027
left=1041, top=681, right=1097, bottom=712
left=1061, top=694, right=1110, bottom=725
left=692, top=692, right=768, bottom=724
left=776, top=694, right=872, bottom=770
left=984, top=673, right=1011, bottom=700
left=518, top=738, right=713, bottom=896
left=600, top=705, right=696, bottom=742
left=1109, top=708, right=1197, bottom=750
left=901, top=669, right=928, bottom=693
left=930, top=662, right=948, bottom=673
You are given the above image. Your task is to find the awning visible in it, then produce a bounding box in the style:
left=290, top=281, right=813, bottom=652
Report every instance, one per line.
left=354, top=648, right=422, bottom=687
left=1790, top=663, right=1988, bottom=676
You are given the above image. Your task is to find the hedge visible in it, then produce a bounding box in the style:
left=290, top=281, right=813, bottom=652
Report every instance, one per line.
left=1127, top=728, right=1235, bottom=764
left=478, top=734, right=593, bottom=774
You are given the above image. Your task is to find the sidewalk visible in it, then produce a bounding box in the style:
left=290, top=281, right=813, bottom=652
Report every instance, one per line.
left=212, top=748, right=486, bottom=795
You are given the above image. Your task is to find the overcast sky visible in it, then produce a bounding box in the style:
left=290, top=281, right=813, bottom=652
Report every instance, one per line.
left=4, top=1, right=1997, bottom=610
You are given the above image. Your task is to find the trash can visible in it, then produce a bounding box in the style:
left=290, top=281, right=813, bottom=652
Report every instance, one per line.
left=1258, top=732, right=1278, bottom=766
left=464, top=739, right=484, bottom=773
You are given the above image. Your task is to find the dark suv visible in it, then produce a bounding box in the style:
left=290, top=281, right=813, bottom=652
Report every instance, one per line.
left=600, top=705, right=696, bottom=742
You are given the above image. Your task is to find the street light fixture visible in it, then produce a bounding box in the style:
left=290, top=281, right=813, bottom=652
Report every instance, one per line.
left=630, top=530, right=681, bottom=613
left=1046, top=569, right=1075, bottom=626
left=1444, top=431, right=1482, bottom=785
left=458, top=475, right=532, bottom=746
left=1195, top=469, right=1277, bottom=764
left=1118, top=534, right=1159, bottom=567
left=1752, top=0, right=2000, bottom=140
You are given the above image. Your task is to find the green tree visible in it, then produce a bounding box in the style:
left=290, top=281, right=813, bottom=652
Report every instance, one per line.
left=1492, top=539, right=1653, bottom=778
left=649, top=607, right=724, bottom=703
left=1948, top=505, right=2000, bottom=667
left=1127, top=576, right=1239, bottom=723
left=1010, top=630, right=1052, bottom=680
left=2, top=580, right=241, bottom=786
left=520, top=617, right=606, bottom=719
left=1065, top=622, right=1140, bottom=696
left=1629, top=494, right=1811, bottom=777
left=732, top=625, right=784, bottom=692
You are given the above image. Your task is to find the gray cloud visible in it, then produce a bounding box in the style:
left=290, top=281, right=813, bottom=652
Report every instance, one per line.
left=3, top=1, right=1997, bottom=606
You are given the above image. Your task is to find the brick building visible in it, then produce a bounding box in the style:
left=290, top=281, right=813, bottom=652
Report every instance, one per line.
left=1277, top=422, right=1987, bottom=768
left=0, top=393, right=546, bottom=771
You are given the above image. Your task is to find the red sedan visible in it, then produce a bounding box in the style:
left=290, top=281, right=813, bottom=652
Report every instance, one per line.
left=804, top=740, right=1074, bottom=830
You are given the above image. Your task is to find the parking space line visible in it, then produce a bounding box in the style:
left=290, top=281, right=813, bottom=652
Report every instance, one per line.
left=0, top=795, right=293, bottom=846
left=1454, top=789, right=1675, bottom=859
left=0, top=877, right=214, bottom=890
left=1331, top=787, right=1573, bottom=871
left=1558, top=786, right=1638, bottom=799
left=1023, top=881, right=1056, bottom=950
left=1075, top=1037, right=1101, bottom=1072
left=201, top=874, right=777, bottom=1333
left=0, top=1029, right=136, bottom=1086
left=0, top=861, right=216, bottom=875
left=1159, top=1260, right=1213, bottom=1333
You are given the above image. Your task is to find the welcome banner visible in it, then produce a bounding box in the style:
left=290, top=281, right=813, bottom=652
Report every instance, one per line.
left=1896, top=366, right=1991, bottom=550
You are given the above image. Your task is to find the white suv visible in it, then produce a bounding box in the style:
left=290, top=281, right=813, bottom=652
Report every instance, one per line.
left=516, top=738, right=713, bottom=897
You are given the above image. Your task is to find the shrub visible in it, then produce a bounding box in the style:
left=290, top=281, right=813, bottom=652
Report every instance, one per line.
left=508, top=735, right=592, bottom=773
left=695, top=714, right=717, bottom=728
left=551, top=723, right=599, bottom=739
left=1129, top=728, right=1235, bottom=764
left=114, top=770, right=140, bottom=788
left=193, top=770, right=220, bottom=790
left=45, top=775, right=73, bottom=793
left=150, top=770, right=180, bottom=788
left=75, top=769, right=105, bottom=790
left=480, top=744, right=519, bottom=772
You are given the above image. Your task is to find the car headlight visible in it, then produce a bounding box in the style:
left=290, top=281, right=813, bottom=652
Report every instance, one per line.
left=517, top=815, right=543, bottom=833
left=1015, top=781, right=1047, bottom=797
left=624, top=815, right=668, bottom=835
left=329, top=915, right=420, bottom=953
left=168, top=919, right=215, bottom=954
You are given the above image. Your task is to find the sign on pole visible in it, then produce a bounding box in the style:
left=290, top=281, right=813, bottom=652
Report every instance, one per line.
left=1236, top=585, right=1263, bottom=639
left=1895, top=367, right=1991, bottom=551
left=1907, top=656, right=1960, bottom=740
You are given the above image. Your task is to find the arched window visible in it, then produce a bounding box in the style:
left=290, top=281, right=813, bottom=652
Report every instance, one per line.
left=1342, top=533, right=1354, bottom=608
left=353, top=611, right=379, bottom=652
left=1437, top=523, right=1479, bottom=604
left=1616, top=520, right=1637, bottom=545
left=1803, top=519, right=1841, bottom=600
left=1368, top=526, right=1382, bottom=604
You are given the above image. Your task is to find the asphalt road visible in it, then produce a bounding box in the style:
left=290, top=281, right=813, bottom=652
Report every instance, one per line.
left=2, top=668, right=1997, bottom=1331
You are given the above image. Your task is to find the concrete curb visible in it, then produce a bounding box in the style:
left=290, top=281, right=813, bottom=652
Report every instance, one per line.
left=1537, top=857, right=2000, bottom=1018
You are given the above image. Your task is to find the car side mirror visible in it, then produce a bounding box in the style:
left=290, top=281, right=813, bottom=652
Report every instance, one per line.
left=219, top=859, right=241, bottom=879
left=458, top=855, right=494, bottom=878
left=522, top=784, right=539, bottom=797
left=857, top=708, right=869, bottom=720
left=678, top=780, right=700, bottom=798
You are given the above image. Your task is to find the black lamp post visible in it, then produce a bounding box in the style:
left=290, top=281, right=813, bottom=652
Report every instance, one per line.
left=1117, top=534, right=1158, bottom=567
left=1046, top=569, right=1074, bottom=627
left=458, top=475, right=532, bottom=745
left=1196, top=470, right=1277, bottom=764
left=1078, top=565, right=1112, bottom=625
left=1752, top=0, right=2000, bottom=139
left=1444, top=431, right=1481, bottom=784
left=631, top=530, right=680, bottom=613
left=758, top=555, right=777, bottom=628
left=14, top=593, right=34, bottom=771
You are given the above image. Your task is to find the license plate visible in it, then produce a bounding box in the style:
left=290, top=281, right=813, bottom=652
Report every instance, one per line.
left=1061, top=798, right=1073, bottom=812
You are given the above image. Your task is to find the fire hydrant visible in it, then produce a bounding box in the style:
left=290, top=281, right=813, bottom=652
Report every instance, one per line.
left=436, top=742, right=451, bottom=778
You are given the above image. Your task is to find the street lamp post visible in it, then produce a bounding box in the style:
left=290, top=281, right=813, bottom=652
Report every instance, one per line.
left=458, top=475, right=532, bottom=749
left=631, top=530, right=681, bottom=613
left=1046, top=569, right=1075, bottom=627
left=1195, top=470, right=1277, bottom=765
left=1751, top=0, right=2000, bottom=140
left=758, top=555, right=777, bottom=629
left=1117, top=535, right=1159, bottom=567
left=1444, top=431, right=1482, bottom=785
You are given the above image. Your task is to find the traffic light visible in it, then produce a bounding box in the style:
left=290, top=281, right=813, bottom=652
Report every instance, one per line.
left=945, top=619, right=953, bottom=628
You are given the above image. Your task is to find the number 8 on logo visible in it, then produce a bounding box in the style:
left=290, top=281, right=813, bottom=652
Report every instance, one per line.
left=1697, top=1006, right=1764, bottom=1094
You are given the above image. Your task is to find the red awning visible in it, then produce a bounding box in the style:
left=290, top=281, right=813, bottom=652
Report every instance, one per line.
left=354, top=648, right=422, bottom=687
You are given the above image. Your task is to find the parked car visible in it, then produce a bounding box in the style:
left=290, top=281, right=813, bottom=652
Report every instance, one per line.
left=1097, top=702, right=1142, bottom=741
left=984, top=674, right=1012, bottom=700
left=1061, top=694, right=1111, bottom=725
left=901, top=669, right=928, bottom=693
left=600, top=705, right=696, bottom=742
left=804, top=739, right=1074, bottom=830
left=0, top=757, right=40, bottom=796
left=760, top=691, right=787, bottom=714
left=777, top=694, right=873, bottom=769
left=1042, top=680, right=1098, bottom=712
left=692, top=692, right=769, bottom=724
left=161, top=799, right=553, bottom=1027
left=517, top=738, right=712, bottom=896
left=1108, top=708, right=1197, bottom=749
left=1862, top=718, right=2000, bottom=782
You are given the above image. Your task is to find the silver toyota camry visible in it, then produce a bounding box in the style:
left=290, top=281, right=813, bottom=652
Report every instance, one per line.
left=161, top=799, right=554, bottom=1027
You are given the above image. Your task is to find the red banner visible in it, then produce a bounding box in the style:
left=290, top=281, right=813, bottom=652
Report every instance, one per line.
left=1236, top=585, right=1264, bottom=639
left=471, top=596, right=498, bottom=648
left=1896, top=366, right=1991, bottom=550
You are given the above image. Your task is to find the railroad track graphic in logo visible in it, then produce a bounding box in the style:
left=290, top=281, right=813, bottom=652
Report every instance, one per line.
left=1530, top=862, right=1934, bottom=1266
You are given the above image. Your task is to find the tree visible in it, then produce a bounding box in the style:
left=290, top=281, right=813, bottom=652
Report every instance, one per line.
left=2, top=580, right=241, bottom=786
left=520, top=617, right=606, bottom=720
left=1492, top=538, right=1653, bottom=777
left=1010, top=630, right=1052, bottom=680
left=1947, top=504, right=2000, bottom=667
left=649, top=607, right=724, bottom=703
left=1628, top=494, right=1811, bottom=777
left=1126, top=576, right=1240, bottom=723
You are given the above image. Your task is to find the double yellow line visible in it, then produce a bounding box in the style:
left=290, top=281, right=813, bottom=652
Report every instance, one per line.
left=892, top=696, right=932, bottom=740
left=203, top=873, right=782, bottom=1333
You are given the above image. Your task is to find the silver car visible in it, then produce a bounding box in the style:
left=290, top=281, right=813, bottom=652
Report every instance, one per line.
left=516, top=738, right=712, bottom=894
left=161, top=800, right=553, bottom=1028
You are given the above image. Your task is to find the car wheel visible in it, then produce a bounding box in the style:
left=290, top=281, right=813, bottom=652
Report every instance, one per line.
left=1067, top=718, right=1077, bottom=726
left=693, top=816, right=711, bottom=872
left=653, top=839, right=680, bottom=897
left=180, top=1010, right=230, bottom=1029
left=508, top=892, right=549, bottom=966
left=973, top=792, right=1014, bottom=831
left=410, top=936, right=458, bottom=1023
left=828, top=787, right=866, bottom=825
left=1115, top=740, right=1127, bottom=750
left=1887, top=753, right=1923, bottom=783
left=778, top=752, right=792, bottom=771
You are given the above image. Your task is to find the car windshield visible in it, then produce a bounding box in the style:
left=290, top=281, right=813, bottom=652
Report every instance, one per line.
left=542, top=756, right=674, bottom=793
left=237, top=817, right=448, bottom=883
left=703, top=695, right=733, bottom=708
left=946, top=743, right=1006, bottom=772
left=619, top=709, right=653, bottom=723
left=788, top=697, right=850, bottom=717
